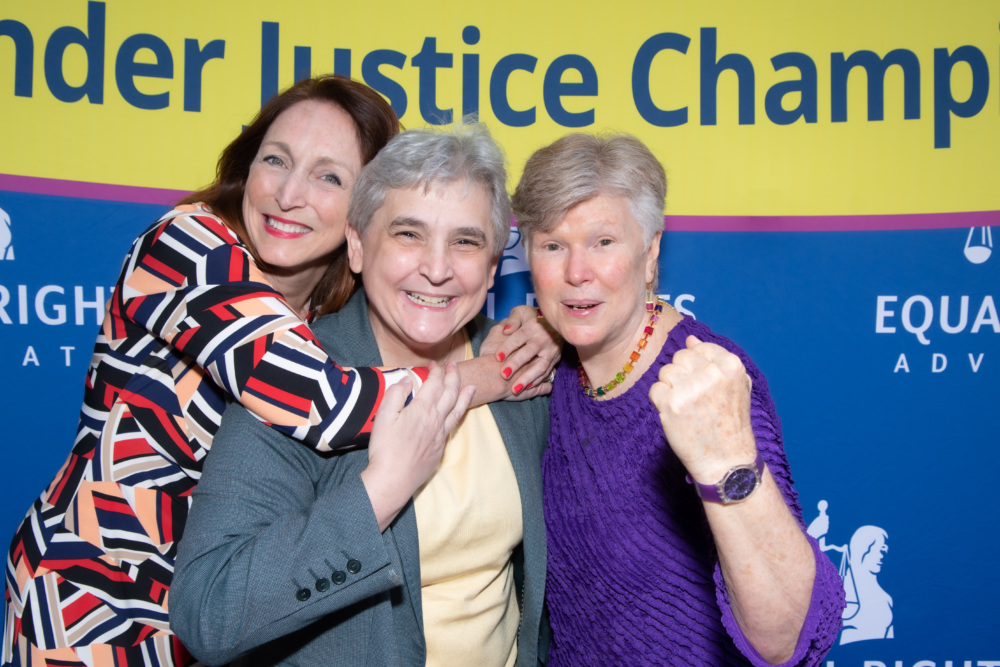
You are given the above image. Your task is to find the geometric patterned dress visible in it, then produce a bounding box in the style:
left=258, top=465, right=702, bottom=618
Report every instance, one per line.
left=3, top=205, right=423, bottom=666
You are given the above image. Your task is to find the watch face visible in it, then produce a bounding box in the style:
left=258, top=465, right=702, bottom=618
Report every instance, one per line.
left=723, top=467, right=759, bottom=501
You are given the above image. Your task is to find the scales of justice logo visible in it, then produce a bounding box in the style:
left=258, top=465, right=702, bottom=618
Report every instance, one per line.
left=0, top=206, right=13, bottom=260
left=964, top=226, right=992, bottom=264
left=807, top=500, right=893, bottom=644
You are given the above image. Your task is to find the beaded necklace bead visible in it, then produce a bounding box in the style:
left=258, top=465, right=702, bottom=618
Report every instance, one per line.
left=579, top=298, right=664, bottom=397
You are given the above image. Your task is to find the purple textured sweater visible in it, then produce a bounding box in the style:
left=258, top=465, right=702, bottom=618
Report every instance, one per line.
left=543, top=315, right=845, bottom=666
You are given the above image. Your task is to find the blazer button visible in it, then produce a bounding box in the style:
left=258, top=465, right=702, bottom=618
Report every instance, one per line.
left=332, top=570, right=347, bottom=585
left=347, top=559, right=362, bottom=574
left=315, top=578, right=330, bottom=592
left=296, top=588, right=311, bottom=602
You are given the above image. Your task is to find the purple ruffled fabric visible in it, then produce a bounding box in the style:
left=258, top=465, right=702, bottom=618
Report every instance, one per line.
left=543, top=316, right=845, bottom=666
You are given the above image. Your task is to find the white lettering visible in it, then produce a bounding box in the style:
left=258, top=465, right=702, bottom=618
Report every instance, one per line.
left=0, top=285, right=9, bottom=324
left=673, top=294, right=696, bottom=318
left=915, top=661, right=936, bottom=667
left=876, top=295, right=897, bottom=333
left=61, top=346, right=75, bottom=366
left=978, top=662, right=1000, bottom=667
left=22, top=346, right=39, bottom=366
left=902, top=295, right=933, bottom=345
left=894, top=354, right=910, bottom=373
left=864, top=662, right=887, bottom=667
left=969, top=353, right=985, bottom=372
left=939, top=295, right=969, bottom=333
left=932, top=353, right=947, bottom=372
left=971, top=296, right=999, bottom=334
left=35, top=285, right=67, bottom=325
left=74, top=286, right=106, bottom=326
left=18, top=284, right=27, bottom=323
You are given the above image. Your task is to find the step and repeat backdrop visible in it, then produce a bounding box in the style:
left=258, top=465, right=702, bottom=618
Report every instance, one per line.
left=1, top=1, right=997, bottom=664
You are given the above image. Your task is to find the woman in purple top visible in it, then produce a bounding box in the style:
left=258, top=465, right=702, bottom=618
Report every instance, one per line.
left=511, top=134, right=845, bottom=666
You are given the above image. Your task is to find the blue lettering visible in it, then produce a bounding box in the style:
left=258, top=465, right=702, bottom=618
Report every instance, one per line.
left=183, top=39, right=225, bottom=112
left=765, top=52, right=818, bottom=124
left=700, top=27, right=755, bottom=125
left=543, top=54, right=597, bottom=127
left=490, top=53, right=537, bottom=127
left=260, top=21, right=279, bottom=104
left=631, top=32, right=690, bottom=127
left=462, top=26, right=480, bottom=119
left=831, top=49, right=921, bottom=122
left=43, top=0, right=105, bottom=104
left=933, top=45, right=989, bottom=148
left=411, top=37, right=453, bottom=124
left=362, top=49, right=407, bottom=118
left=115, top=34, right=172, bottom=110
left=0, top=18, right=33, bottom=97
left=333, top=48, right=351, bottom=77
left=294, top=45, right=311, bottom=82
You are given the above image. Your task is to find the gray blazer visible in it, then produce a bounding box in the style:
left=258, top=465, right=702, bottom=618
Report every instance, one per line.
left=170, top=291, right=549, bottom=667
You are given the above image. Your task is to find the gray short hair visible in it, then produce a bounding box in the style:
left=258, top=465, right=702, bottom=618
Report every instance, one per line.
left=511, top=133, right=666, bottom=249
left=348, top=122, right=510, bottom=257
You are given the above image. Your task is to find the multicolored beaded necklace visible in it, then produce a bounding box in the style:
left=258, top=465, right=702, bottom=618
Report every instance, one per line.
left=579, top=298, right=665, bottom=397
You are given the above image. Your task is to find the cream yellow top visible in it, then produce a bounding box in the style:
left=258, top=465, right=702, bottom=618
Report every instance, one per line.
left=413, top=335, right=523, bottom=667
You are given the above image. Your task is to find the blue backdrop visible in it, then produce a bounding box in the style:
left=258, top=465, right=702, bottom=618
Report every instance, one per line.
left=1, top=191, right=998, bottom=665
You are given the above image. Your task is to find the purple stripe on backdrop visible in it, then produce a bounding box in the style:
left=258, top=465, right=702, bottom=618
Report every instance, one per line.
left=2, top=173, right=997, bottom=231
left=0, top=173, right=191, bottom=206
left=662, top=211, right=1000, bottom=232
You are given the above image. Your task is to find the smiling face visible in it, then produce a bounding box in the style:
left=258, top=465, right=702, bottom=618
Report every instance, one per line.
left=241, top=99, right=363, bottom=302
left=527, top=194, right=660, bottom=364
left=346, top=180, right=499, bottom=366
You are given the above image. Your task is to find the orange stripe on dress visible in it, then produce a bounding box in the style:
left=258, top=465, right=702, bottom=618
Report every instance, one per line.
left=244, top=377, right=312, bottom=414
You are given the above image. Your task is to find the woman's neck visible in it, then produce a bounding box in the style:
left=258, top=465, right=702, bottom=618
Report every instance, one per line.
left=369, top=313, right=467, bottom=368
left=263, top=265, right=326, bottom=319
left=578, top=300, right=681, bottom=399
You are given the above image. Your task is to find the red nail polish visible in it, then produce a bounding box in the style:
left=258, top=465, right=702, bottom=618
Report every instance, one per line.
left=497, top=352, right=505, bottom=362
left=502, top=367, right=512, bottom=378
left=525, top=382, right=534, bottom=390
left=513, top=383, right=523, bottom=394
left=503, top=324, right=512, bottom=332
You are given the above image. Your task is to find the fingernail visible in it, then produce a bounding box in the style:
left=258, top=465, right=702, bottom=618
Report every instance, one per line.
left=502, top=367, right=512, bottom=379
left=503, top=324, right=512, bottom=332
left=497, top=352, right=506, bottom=362
left=525, top=382, right=534, bottom=390
left=513, top=383, right=523, bottom=394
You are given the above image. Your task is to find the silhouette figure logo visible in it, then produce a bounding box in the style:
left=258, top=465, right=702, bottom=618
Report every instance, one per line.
left=0, top=206, right=13, bottom=260
left=807, top=500, right=893, bottom=644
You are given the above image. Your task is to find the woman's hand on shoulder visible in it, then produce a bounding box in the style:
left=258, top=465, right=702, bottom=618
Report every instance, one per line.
left=480, top=305, right=561, bottom=401
left=648, top=335, right=757, bottom=484
left=361, top=362, right=475, bottom=531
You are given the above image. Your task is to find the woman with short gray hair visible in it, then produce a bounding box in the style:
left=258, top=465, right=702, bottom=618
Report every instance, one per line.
left=513, top=132, right=845, bottom=666
left=171, top=123, right=552, bottom=667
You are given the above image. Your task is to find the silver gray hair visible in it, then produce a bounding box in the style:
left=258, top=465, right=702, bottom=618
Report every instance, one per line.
left=348, top=122, right=510, bottom=258
left=511, top=133, right=666, bottom=249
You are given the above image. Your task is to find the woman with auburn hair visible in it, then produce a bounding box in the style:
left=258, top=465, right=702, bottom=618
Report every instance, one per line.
left=512, top=132, right=844, bottom=666
left=3, top=75, right=556, bottom=667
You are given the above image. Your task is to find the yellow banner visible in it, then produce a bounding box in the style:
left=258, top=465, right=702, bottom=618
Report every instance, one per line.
left=1, top=0, right=997, bottom=215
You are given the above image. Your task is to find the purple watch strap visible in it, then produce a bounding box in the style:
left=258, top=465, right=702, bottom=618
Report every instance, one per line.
left=687, top=449, right=764, bottom=504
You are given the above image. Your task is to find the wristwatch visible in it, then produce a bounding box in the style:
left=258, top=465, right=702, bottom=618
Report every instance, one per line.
left=688, top=450, right=765, bottom=504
